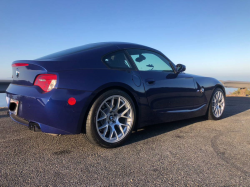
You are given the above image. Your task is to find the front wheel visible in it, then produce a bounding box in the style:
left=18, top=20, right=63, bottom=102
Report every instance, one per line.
left=207, top=88, right=226, bottom=120
left=85, top=89, right=136, bottom=148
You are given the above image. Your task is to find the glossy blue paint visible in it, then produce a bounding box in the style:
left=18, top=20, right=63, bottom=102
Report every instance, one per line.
left=6, top=42, right=225, bottom=134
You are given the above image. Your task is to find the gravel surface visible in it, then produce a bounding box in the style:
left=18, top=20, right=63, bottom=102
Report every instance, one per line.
left=0, top=97, right=250, bottom=186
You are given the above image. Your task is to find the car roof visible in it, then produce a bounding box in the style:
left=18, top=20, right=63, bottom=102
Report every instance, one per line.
left=36, top=42, right=162, bottom=61
left=96, top=42, right=160, bottom=51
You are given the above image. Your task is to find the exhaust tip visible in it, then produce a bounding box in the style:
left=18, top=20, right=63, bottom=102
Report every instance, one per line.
left=9, top=103, right=17, bottom=112
left=28, top=122, right=41, bottom=132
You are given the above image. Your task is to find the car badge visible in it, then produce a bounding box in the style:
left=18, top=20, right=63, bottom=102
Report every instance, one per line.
left=16, top=68, right=20, bottom=78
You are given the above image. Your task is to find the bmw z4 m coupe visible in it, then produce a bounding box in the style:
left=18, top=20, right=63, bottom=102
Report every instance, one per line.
left=6, top=42, right=226, bottom=148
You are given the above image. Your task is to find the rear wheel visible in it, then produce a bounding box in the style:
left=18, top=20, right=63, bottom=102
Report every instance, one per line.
left=85, top=89, right=136, bottom=148
left=207, top=88, right=225, bottom=120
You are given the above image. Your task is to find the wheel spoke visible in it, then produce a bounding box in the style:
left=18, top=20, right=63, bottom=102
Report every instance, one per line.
left=219, top=98, right=224, bottom=105
left=109, top=129, right=114, bottom=140
left=119, top=122, right=130, bottom=128
left=100, top=110, right=107, bottom=117
left=215, top=108, right=218, bottom=116
left=120, top=108, right=130, bottom=116
left=221, top=103, right=225, bottom=108
left=119, top=102, right=126, bottom=109
left=114, top=130, right=118, bottom=140
left=111, top=97, right=115, bottom=110
left=97, top=116, right=107, bottom=121
left=98, top=124, right=108, bottom=130
left=115, top=97, right=120, bottom=110
left=216, top=92, right=220, bottom=100
left=105, top=102, right=112, bottom=110
left=103, top=126, right=108, bottom=136
left=118, top=125, right=124, bottom=135
left=121, top=115, right=131, bottom=119
left=219, top=108, right=222, bottom=116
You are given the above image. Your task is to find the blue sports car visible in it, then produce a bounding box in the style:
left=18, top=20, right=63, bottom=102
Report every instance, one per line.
left=6, top=42, right=226, bottom=148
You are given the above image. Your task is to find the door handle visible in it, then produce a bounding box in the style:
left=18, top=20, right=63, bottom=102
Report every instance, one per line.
left=145, top=79, right=155, bottom=84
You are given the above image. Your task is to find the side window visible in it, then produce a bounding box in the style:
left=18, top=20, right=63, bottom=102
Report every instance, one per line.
left=103, top=51, right=132, bottom=69
left=127, top=49, right=173, bottom=72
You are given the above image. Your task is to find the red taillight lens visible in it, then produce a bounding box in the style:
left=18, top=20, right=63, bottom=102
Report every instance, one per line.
left=12, top=63, right=29, bottom=67
left=34, top=74, right=57, bottom=92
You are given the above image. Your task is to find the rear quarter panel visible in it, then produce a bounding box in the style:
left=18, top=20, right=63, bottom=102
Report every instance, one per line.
left=56, top=68, right=151, bottom=130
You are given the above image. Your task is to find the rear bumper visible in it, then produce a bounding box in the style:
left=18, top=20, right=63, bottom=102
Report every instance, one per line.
left=6, top=84, right=93, bottom=134
left=9, top=113, right=42, bottom=132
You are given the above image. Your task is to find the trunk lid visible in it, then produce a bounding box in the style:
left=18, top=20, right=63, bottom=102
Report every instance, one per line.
left=11, top=60, right=47, bottom=86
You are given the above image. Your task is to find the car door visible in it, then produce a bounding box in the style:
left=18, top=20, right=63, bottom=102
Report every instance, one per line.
left=126, top=49, right=202, bottom=122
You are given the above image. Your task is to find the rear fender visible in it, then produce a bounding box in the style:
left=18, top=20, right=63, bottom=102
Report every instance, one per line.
left=77, top=82, right=148, bottom=133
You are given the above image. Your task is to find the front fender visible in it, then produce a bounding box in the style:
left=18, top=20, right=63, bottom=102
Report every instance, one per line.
left=194, top=76, right=225, bottom=106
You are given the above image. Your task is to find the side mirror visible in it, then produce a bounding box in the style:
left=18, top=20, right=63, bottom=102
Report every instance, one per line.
left=176, top=64, right=186, bottom=73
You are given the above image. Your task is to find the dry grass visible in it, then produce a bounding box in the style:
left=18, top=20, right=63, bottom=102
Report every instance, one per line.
left=228, top=88, right=250, bottom=97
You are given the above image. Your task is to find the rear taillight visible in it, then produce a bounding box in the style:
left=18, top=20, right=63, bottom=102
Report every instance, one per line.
left=34, top=74, right=57, bottom=92
left=12, top=63, right=29, bottom=67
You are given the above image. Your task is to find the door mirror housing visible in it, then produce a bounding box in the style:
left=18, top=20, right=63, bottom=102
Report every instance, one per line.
left=176, top=64, right=186, bottom=73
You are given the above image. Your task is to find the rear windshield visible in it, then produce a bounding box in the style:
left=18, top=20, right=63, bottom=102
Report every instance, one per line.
left=36, top=43, right=110, bottom=60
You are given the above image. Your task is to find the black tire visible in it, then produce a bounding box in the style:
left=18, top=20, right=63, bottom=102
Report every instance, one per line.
left=85, top=89, right=136, bottom=148
left=206, top=88, right=226, bottom=120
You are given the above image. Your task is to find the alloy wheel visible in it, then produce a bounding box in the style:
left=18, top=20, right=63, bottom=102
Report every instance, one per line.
left=96, top=95, right=134, bottom=143
left=212, top=91, right=225, bottom=118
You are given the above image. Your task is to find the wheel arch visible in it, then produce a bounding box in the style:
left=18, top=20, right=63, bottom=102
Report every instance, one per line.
left=79, top=84, right=140, bottom=134
left=205, top=84, right=226, bottom=117
left=209, top=84, right=226, bottom=106
left=215, top=84, right=226, bottom=95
